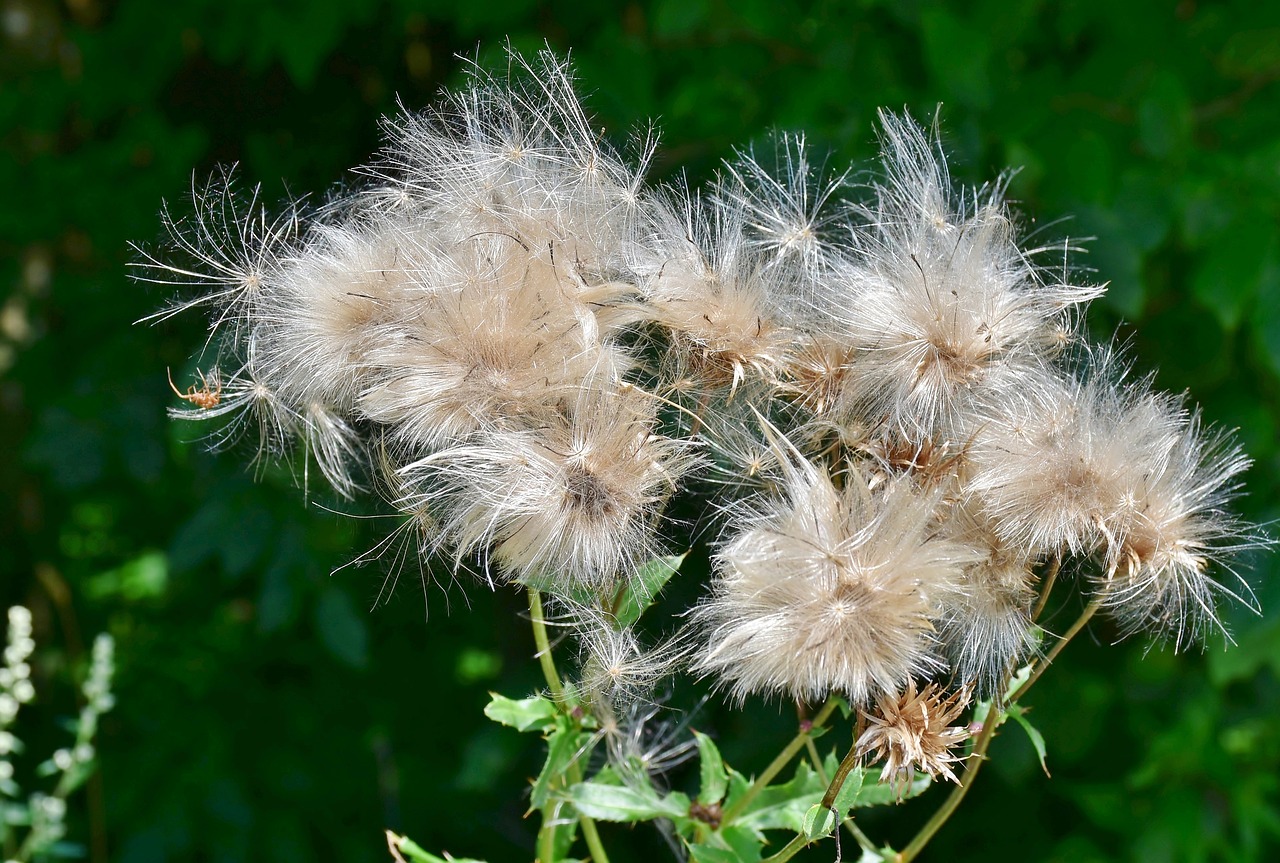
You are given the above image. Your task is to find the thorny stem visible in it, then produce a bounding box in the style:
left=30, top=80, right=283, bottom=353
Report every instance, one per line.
left=896, top=597, right=1103, bottom=862
left=527, top=588, right=611, bottom=863
left=721, top=699, right=839, bottom=825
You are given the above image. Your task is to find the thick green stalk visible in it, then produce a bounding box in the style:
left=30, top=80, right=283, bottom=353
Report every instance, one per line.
left=527, top=588, right=611, bottom=863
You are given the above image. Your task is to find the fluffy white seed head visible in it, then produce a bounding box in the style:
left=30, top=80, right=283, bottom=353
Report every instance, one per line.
left=968, top=355, right=1173, bottom=557
left=694, top=455, right=978, bottom=705
left=357, top=232, right=635, bottom=451
left=633, top=181, right=800, bottom=394
left=1094, top=411, right=1261, bottom=648
left=403, top=387, right=693, bottom=588
left=938, top=504, right=1039, bottom=691
left=828, top=112, right=1101, bottom=442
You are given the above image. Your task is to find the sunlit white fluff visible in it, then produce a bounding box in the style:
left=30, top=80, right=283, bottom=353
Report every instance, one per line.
left=938, top=504, right=1039, bottom=691
left=252, top=214, right=428, bottom=413
left=631, top=180, right=800, bottom=394
left=356, top=234, right=635, bottom=451
left=1094, top=410, right=1261, bottom=648
left=133, top=171, right=301, bottom=346
left=967, top=354, right=1175, bottom=559
left=694, top=455, right=978, bottom=705
left=365, top=49, right=652, bottom=274
left=719, top=134, right=847, bottom=287
left=568, top=609, right=687, bottom=709
left=827, top=112, right=1100, bottom=442
left=402, top=388, right=693, bottom=588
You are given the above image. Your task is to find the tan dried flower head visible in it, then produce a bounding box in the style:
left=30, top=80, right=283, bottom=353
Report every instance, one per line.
left=694, top=455, right=979, bottom=705
left=855, top=680, right=972, bottom=795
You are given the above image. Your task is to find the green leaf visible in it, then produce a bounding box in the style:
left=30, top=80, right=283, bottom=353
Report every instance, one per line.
left=733, top=762, right=826, bottom=834
left=720, top=825, right=766, bottom=862
left=483, top=693, right=558, bottom=733
left=1003, top=664, right=1034, bottom=702
left=818, top=754, right=924, bottom=809
left=852, top=773, right=932, bottom=807
left=687, top=843, right=743, bottom=863
left=802, top=803, right=836, bottom=840
left=1007, top=704, right=1050, bottom=776
left=532, top=727, right=591, bottom=810
left=390, top=831, right=487, bottom=863
left=613, top=552, right=687, bottom=627
left=695, top=731, right=728, bottom=805
left=801, top=758, right=868, bottom=838
left=832, top=764, right=865, bottom=812
left=567, top=781, right=690, bottom=822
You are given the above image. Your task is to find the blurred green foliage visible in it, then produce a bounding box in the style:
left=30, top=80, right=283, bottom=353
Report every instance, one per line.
left=3, top=0, right=1280, bottom=860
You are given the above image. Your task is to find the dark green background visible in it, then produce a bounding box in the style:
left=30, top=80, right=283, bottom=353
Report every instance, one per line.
left=4, top=1, right=1280, bottom=860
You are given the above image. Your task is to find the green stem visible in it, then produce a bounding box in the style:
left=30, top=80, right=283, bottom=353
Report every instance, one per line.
left=1031, top=556, right=1061, bottom=623
left=896, top=705, right=1000, bottom=863
left=1011, top=598, right=1102, bottom=703
left=537, top=810, right=557, bottom=863
left=762, top=833, right=809, bottom=863
left=721, top=699, right=839, bottom=824
left=805, top=737, right=826, bottom=780
left=528, top=588, right=565, bottom=703
left=896, top=597, right=1102, bottom=861
left=527, top=588, right=611, bottom=863
left=578, top=812, right=609, bottom=863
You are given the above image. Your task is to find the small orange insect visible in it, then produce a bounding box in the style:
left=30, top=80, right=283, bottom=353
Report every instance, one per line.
left=167, top=366, right=222, bottom=409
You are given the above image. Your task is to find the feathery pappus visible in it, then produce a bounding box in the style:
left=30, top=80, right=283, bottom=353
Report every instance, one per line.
left=141, top=47, right=1266, bottom=749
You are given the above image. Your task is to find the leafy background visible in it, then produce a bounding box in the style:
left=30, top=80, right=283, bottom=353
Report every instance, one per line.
left=4, top=0, right=1280, bottom=860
